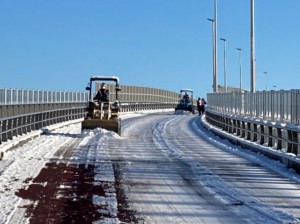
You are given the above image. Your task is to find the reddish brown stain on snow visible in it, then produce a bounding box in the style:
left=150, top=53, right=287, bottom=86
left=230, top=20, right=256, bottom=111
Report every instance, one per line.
left=16, top=161, right=142, bottom=223
left=16, top=163, right=106, bottom=223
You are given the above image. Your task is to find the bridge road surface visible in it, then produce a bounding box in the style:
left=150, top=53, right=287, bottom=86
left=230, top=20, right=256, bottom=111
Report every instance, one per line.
left=1, top=112, right=300, bottom=223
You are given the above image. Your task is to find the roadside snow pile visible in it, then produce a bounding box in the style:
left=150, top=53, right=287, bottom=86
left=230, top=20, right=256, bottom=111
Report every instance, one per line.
left=0, top=118, right=83, bottom=161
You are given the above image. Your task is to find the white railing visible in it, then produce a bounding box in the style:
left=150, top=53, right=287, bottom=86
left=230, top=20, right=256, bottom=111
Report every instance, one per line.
left=0, top=89, right=89, bottom=105
left=207, top=90, right=300, bottom=125
left=0, top=86, right=180, bottom=105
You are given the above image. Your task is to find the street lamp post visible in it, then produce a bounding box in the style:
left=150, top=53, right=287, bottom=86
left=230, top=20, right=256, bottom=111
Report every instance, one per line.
left=264, top=71, right=268, bottom=91
left=250, top=0, right=256, bottom=92
left=214, top=0, right=218, bottom=93
left=207, top=18, right=215, bottom=92
left=220, top=38, right=227, bottom=92
left=236, top=48, right=242, bottom=92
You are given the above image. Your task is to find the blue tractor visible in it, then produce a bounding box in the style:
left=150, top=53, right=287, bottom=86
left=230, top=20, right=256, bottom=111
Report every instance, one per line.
left=175, top=89, right=196, bottom=114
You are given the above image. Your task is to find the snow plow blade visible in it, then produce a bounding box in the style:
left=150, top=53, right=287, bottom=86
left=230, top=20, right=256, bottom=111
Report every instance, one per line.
left=81, top=118, right=121, bottom=135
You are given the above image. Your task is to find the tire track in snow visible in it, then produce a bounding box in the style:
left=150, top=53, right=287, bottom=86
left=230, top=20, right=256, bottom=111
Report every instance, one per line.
left=105, top=114, right=251, bottom=224
left=154, top=114, right=300, bottom=223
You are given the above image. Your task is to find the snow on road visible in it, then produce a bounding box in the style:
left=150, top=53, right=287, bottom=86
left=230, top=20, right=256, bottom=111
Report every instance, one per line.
left=0, top=121, right=83, bottom=223
left=108, top=114, right=249, bottom=223
left=1, top=112, right=300, bottom=223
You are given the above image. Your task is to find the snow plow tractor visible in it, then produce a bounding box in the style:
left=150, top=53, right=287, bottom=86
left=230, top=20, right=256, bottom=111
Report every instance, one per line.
left=175, top=89, right=195, bottom=114
left=81, top=76, right=121, bottom=135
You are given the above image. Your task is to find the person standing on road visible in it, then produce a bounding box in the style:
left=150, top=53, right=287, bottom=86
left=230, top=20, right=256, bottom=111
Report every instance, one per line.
left=197, top=97, right=202, bottom=116
left=200, top=98, right=207, bottom=115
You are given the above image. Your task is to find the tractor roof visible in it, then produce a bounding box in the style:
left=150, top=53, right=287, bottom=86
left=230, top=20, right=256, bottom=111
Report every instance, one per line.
left=90, top=76, right=119, bottom=84
left=180, top=89, right=193, bottom=93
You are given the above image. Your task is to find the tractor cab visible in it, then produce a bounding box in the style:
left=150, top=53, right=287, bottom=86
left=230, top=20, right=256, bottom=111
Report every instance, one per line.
left=82, top=76, right=121, bottom=135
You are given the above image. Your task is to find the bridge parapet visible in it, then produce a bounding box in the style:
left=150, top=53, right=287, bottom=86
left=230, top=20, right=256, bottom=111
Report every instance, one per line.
left=207, top=90, right=300, bottom=125
left=0, top=88, right=88, bottom=105
left=100, top=84, right=179, bottom=103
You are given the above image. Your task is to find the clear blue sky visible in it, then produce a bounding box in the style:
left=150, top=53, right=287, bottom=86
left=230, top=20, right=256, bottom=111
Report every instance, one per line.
left=1, top=0, right=300, bottom=98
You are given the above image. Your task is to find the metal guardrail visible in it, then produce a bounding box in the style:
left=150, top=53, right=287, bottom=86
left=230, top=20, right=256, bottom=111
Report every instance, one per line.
left=0, top=102, right=176, bottom=146
left=205, top=90, right=300, bottom=171
left=204, top=109, right=300, bottom=172
left=0, top=105, right=87, bottom=143
left=205, top=109, right=299, bottom=154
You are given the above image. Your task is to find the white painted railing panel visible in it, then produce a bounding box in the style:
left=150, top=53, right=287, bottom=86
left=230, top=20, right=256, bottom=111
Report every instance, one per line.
left=207, top=90, right=300, bottom=125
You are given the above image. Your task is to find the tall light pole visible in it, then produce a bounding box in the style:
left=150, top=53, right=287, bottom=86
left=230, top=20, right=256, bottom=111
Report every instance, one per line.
left=220, top=38, right=227, bottom=92
left=264, top=71, right=268, bottom=91
left=207, top=18, right=215, bottom=92
left=207, top=0, right=218, bottom=93
left=250, top=0, right=256, bottom=92
left=237, top=48, right=242, bottom=92
left=214, top=0, right=218, bottom=93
